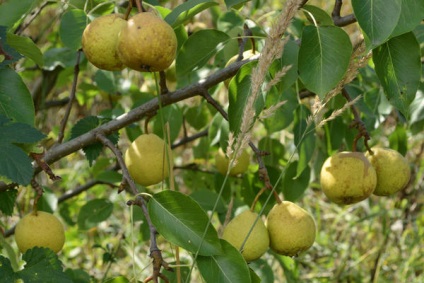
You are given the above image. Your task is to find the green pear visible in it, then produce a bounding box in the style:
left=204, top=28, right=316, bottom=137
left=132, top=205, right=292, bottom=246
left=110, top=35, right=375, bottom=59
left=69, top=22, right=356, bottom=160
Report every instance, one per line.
left=365, top=147, right=410, bottom=196
left=215, top=148, right=250, bottom=176
left=320, top=151, right=377, bottom=205
left=266, top=201, right=316, bottom=257
left=222, top=210, right=269, bottom=262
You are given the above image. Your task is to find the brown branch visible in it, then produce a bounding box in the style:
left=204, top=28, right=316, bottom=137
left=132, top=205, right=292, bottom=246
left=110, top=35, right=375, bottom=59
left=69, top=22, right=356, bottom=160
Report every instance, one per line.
left=171, top=129, right=208, bottom=149
left=332, top=0, right=357, bottom=27
left=58, top=50, right=82, bottom=143
left=341, top=88, right=372, bottom=153
left=0, top=57, right=255, bottom=193
left=14, top=1, right=50, bottom=35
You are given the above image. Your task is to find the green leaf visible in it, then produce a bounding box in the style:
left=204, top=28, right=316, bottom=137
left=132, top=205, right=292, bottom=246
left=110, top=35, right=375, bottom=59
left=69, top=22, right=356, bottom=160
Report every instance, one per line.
left=59, top=9, right=88, bottom=50
left=228, top=61, right=264, bottom=135
left=196, top=239, right=252, bottom=283
left=372, top=32, right=421, bottom=117
left=185, top=102, right=211, bottom=130
left=0, top=67, right=35, bottom=125
left=77, top=198, right=113, bottom=230
left=282, top=161, right=311, bottom=201
left=302, top=5, right=334, bottom=26
left=6, top=32, right=44, bottom=67
left=224, top=0, right=250, bottom=9
left=249, top=259, right=275, bottom=283
left=64, top=268, right=92, bottom=283
left=152, top=104, right=183, bottom=143
left=36, top=187, right=58, bottom=213
left=298, top=25, right=352, bottom=98
left=43, top=48, right=80, bottom=70
left=0, top=0, right=35, bottom=28
left=263, top=88, right=298, bottom=133
left=352, top=0, right=402, bottom=48
left=389, top=125, right=408, bottom=156
left=293, top=105, right=315, bottom=177
left=258, top=137, right=285, bottom=168
left=165, top=0, right=219, bottom=28
left=392, top=0, right=424, bottom=37
left=0, top=115, right=46, bottom=185
left=176, top=29, right=229, bottom=76
left=0, top=255, right=17, bottom=282
left=94, top=70, right=118, bottom=93
left=190, top=190, right=227, bottom=213
left=19, top=247, right=72, bottom=283
left=70, top=116, right=119, bottom=166
left=0, top=188, right=17, bottom=216
left=0, top=26, right=24, bottom=68
left=148, top=190, right=222, bottom=256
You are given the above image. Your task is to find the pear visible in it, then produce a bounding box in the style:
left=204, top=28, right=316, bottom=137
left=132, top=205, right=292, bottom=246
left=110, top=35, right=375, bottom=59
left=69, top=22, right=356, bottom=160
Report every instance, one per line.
left=215, top=148, right=250, bottom=176
left=222, top=210, right=269, bottom=262
left=117, top=12, right=177, bottom=72
left=320, top=151, right=377, bottom=205
left=15, top=211, right=65, bottom=253
left=124, top=134, right=173, bottom=186
left=81, top=14, right=127, bottom=71
left=365, top=147, right=410, bottom=196
left=266, top=201, right=316, bottom=257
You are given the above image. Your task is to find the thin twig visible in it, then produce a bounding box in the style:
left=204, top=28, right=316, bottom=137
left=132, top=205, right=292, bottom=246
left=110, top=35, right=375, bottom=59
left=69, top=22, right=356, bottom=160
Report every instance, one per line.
left=58, top=50, right=82, bottom=143
left=341, top=88, right=372, bottom=153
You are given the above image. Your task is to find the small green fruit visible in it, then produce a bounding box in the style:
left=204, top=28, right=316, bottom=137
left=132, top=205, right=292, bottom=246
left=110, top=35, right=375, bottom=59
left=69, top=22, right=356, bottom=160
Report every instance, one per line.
left=82, top=14, right=127, bottom=71
left=222, top=210, right=269, bottom=262
left=266, top=201, right=316, bottom=257
left=15, top=211, right=65, bottom=253
left=365, top=147, right=410, bottom=196
left=117, top=12, right=177, bottom=72
left=124, top=134, right=173, bottom=186
left=215, top=148, right=250, bottom=176
left=320, top=151, right=377, bottom=205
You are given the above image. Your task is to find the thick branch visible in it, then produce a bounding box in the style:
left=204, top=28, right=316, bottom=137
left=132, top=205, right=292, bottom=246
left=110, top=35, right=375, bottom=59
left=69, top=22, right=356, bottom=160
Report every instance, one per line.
left=332, top=0, right=357, bottom=27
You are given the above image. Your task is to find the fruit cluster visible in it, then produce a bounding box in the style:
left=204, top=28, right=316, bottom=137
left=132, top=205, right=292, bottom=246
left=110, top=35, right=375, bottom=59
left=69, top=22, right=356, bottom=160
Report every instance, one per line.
left=320, top=147, right=411, bottom=205
left=222, top=201, right=316, bottom=261
left=82, top=12, right=177, bottom=72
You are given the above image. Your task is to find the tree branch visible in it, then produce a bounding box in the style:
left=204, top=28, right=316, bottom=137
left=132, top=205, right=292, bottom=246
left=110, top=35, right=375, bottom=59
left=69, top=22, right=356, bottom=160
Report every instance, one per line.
left=332, top=0, right=357, bottom=27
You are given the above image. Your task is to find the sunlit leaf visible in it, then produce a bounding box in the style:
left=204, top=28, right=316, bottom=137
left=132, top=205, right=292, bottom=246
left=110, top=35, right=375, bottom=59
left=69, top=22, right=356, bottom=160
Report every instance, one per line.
left=298, top=25, right=352, bottom=98
left=148, top=190, right=222, bottom=256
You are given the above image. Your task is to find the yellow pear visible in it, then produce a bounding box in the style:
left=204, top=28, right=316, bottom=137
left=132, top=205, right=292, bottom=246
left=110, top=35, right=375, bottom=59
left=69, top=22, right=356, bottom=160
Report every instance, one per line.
left=82, top=14, right=127, bottom=71
left=15, top=211, right=65, bottom=253
left=365, top=147, right=410, bottom=196
left=222, top=210, right=269, bottom=262
left=124, top=134, right=173, bottom=186
left=224, top=50, right=257, bottom=87
left=266, top=201, right=316, bottom=257
left=215, top=148, right=250, bottom=176
left=117, top=12, right=177, bottom=72
left=320, top=151, right=377, bottom=205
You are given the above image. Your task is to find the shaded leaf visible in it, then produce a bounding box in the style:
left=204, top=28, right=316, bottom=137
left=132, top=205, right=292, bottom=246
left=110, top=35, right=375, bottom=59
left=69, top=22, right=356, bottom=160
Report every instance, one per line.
left=298, top=25, right=352, bottom=98
left=0, top=26, right=23, bottom=68
left=302, top=5, right=334, bottom=26
left=148, top=190, right=222, bottom=256
left=59, top=9, right=87, bottom=50
left=18, top=247, right=72, bottom=283
left=249, top=258, right=275, bottom=283
left=43, top=47, right=80, bottom=70
left=352, top=0, right=401, bottom=48
left=373, top=32, right=421, bottom=117
left=391, top=0, right=424, bottom=37
left=228, top=61, right=264, bottom=135
left=0, top=0, right=35, bottom=28
left=190, top=189, right=227, bottom=213
left=165, top=0, right=219, bottom=28
left=282, top=161, right=311, bottom=202
left=0, top=188, right=17, bottom=216
left=176, top=29, right=229, bottom=76
left=70, top=116, right=119, bottom=166
left=77, top=198, right=113, bottom=230
left=0, top=115, right=45, bottom=185
left=0, top=255, right=18, bottom=282
left=224, top=0, right=250, bottom=9
left=152, top=104, right=183, bottom=143
left=6, top=32, right=43, bottom=67
left=293, top=105, right=315, bottom=177
left=197, top=239, right=252, bottom=283
left=0, top=67, right=35, bottom=125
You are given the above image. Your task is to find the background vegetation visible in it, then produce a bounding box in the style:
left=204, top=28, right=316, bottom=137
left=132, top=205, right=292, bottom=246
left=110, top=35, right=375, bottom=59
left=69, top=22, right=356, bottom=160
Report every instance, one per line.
left=0, top=0, right=423, bottom=282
